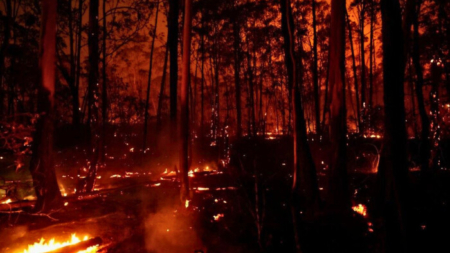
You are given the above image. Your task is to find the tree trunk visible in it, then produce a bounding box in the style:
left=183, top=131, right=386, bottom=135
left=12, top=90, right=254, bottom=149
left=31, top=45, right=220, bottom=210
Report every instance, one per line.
left=157, top=40, right=169, bottom=127
left=169, top=0, right=179, bottom=122
left=311, top=0, right=321, bottom=134
left=0, top=0, right=11, bottom=117
left=143, top=2, right=160, bottom=151
left=327, top=0, right=350, bottom=212
left=81, top=0, right=101, bottom=193
left=347, top=11, right=362, bottom=133
left=379, top=0, right=409, bottom=251
left=29, top=0, right=62, bottom=212
left=281, top=0, right=320, bottom=215
left=102, top=0, right=108, bottom=125
left=411, top=0, right=430, bottom=179
left=179, top=0, right=192, bottom=202
left=233, top=22, right=242, bottom=138
left=360, top=1, right=366, bottom=132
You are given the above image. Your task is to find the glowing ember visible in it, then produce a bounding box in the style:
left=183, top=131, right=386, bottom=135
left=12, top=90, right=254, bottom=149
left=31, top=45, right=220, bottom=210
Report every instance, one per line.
left=1, top=199, right=12, bottom=204
left=213, top=213, right=224, bottom=221
left=352, top=204, right=367, bottom=217
left=188, top=170, right=194, bottom=177
left=110, top=174, right=122, bottom=178
left=22, top=234, right=98, bottom=253
left=185, top=200, right=190, bottom=208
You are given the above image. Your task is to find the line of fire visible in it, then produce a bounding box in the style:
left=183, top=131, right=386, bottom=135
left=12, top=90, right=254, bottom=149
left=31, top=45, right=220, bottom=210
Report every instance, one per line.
left=0, top=0, right=449, bottom=252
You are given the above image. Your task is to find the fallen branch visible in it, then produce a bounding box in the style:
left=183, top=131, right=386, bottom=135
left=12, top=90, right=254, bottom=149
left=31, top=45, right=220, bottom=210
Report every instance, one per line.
left=46, top=237, right=102, bottom=253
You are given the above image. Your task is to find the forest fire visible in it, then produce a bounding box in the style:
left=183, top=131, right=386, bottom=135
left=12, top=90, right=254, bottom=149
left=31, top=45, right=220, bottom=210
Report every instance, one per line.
left=0, top=0, right=449, bottom=251
left=20, top=234, right=99, bottom=253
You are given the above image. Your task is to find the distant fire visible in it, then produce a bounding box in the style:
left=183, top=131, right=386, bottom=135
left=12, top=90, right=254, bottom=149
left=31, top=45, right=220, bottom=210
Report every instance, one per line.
left=352, top=204, right=367, bottom=217
left=22, top=234, right=98, bottom=253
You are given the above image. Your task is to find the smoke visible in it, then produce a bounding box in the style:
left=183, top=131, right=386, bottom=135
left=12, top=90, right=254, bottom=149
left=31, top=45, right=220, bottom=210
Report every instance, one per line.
left=144, top=206, right=204, bottom=253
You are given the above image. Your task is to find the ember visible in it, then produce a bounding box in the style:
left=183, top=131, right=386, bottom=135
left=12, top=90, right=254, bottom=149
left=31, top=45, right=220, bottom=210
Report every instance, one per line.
left=352, top=204, right=367, bottom=217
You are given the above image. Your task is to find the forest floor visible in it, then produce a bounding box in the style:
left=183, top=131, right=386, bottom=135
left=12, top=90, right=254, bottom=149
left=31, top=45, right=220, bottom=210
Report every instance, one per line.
left=1, top=127, right=450, bottom=253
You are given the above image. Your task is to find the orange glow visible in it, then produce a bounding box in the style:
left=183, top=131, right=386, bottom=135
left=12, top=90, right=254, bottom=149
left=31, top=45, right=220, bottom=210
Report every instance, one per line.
left=1, top=199, right=12, bottom=204
left=352, top=204, right=367, bottom=217
left=21, top=234, right=98, bottom=253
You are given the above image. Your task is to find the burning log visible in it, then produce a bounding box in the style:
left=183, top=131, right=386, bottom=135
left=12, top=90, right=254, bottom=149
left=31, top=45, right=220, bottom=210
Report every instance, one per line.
left=43, top=237, right=102, bottom=253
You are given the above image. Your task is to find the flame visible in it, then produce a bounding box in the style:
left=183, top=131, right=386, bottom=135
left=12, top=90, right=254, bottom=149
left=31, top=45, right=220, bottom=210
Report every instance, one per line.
left=1, top=199, right=12, bottom=204
left=213, top=213, right=224, bottom=221
left=352, top=204, right=367, bottom=217
left=185, top=200, right=190, bottom=208
left=22, top=234, right=98, bottom=253
left=188, top=170, right=194, bottom=177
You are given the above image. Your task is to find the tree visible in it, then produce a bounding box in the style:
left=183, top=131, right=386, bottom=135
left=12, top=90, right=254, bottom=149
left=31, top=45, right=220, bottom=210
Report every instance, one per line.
left=169, top=0, right=179, bottom=123
left=378, top=0, right=410, bottom=251
left=327, top=0, right=350, bottom=212
left=143, top=2, right=160, bottom=151
left=280, top=0, right=320, bottom=216
left=180, top=0, right=192, bottom=202
left=29, top=0, right=62, bottom=212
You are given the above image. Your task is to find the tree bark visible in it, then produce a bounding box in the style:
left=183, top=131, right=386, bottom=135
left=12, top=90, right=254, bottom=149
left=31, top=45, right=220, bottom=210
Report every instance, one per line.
left=280, top=0, right=320, bottom=213
left=179, top=0, right=192, bottom=202
left=0, top=0, right=12, bottom=117
left=143, top=2, right=160, bottom=151
left=233, top=21, right=242, bottom=138
left=29, top=0, right=62, bottom=212
left=379, top=0, right=410, bottom=251
left=327, top=0, right=350, bottom=212
left=169, top=0, right=179, bottom=122
left=347, top=11, right=362, bottom=133
left=157, top=41, right=169, bottom=127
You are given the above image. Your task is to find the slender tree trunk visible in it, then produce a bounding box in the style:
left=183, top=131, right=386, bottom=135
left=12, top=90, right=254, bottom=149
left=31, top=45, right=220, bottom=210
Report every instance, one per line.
left=157, top=40, right=169, bottom=127
left=378, top=0, right=409, bottom=251
left=169, top=0, right=179, bottom=122
left=411, top=0, right=430, bottom=178
left=143, top=2, right=160, bottom=151
left=81, top=0, right=101, bottom=193
left=369, top=0, right=374, bottom=127
left=281, top=0, right=320, bottom=217
left=311, top=0, right=321, bottom=134
left=180, top=0, right=192, bottom=202
left=233, top=22, right=242, bottom=137
left=102, top=0, right=107, bottom=125
left=200, top=27, right=205, bottom=135
left=347, top=11, right=362, bottom=133
left=360, top=1, right=366, bottom=132
left=29, top=0, right=61, bottom=212
left=75, top=0, right=83, bottom=122
left=327, top=0, right=350, bottom=212
left=0, top=0, right=12, bottom=118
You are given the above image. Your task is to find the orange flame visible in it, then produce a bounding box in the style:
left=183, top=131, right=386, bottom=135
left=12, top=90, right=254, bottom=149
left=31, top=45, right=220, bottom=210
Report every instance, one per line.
left=22, top=234, right=98, bottom=253
left=352, top=204, right=367, bottom=217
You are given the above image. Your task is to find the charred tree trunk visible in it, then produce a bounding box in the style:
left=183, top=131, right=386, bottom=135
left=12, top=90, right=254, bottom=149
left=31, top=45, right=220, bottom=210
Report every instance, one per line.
left=233, top=21, right=242, bottom=138
left=0, top=0, right=12, bottom=117
left=379, top=0, right=410, bottom=251
left=311, top=0, right=321, bottom=134
left=143, top=2, right=160, bottom=151
left=360, top=1, right=366, bottom=132
left=327, top=0, right=350, bottom=212
left=157, top=41, right=169, bottom=127
left=102, top=0, right=107, bottom=125
left=369, top=0, right=374, bottom=126
left=179, top=0, right=192, bottom=202
left=169, top=0, right=179, bottom=123
left=80, top=0, right=101, bottom=193
left=347, top=11, right=362, bottom=133
left=29, top=0, right=62, bottom=212
left=281, top=0, right=320, bottom=216
left=411, top=0, right=430, bottom=179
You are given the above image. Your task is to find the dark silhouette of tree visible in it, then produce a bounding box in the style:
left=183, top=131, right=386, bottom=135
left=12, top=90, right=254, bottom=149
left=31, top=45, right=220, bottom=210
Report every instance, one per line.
left=29, top=0, right=62, bottom=212
left=378, top=0, right=410, bottom=251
